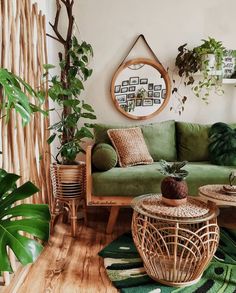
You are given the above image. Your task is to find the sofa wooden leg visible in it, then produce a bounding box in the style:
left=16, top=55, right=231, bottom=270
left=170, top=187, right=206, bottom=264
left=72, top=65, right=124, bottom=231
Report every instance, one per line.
left=106, top=206, right=120, bottom=234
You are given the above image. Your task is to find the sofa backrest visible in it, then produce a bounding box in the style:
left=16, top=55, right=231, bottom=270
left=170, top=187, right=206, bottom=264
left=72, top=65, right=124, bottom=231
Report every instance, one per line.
left=94, top=121, right=236, bottom=162
left=176, top=122, right=211, bottom=162
left=94, top=120, right=177, bottom=162
left=176, top=122, right=236, bottom=162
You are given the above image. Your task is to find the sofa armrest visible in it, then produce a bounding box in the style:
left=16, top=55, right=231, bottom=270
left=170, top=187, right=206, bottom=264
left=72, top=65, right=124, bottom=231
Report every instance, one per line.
left=86, top=144, right=93, bottom=206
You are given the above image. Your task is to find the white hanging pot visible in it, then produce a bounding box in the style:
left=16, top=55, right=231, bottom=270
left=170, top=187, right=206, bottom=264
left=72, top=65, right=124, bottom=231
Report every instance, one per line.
left=201, top=54, right=216, bottom=70
left=201, top=54, right=222, bottom=76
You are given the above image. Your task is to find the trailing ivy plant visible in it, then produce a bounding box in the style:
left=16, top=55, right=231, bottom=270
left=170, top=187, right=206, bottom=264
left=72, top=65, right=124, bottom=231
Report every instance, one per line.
left=193, top=37, right=226, bottom=99
left=0, top=70, right=50, bottom=274
left=46, top=0, right=96, bottom=165
left=172, top=37, right=226, bottom=114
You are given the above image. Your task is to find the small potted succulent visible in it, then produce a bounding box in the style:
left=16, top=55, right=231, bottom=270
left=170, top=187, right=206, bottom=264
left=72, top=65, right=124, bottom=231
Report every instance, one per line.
left=223, top=171, right=236, bottom=194
left=159, top=160, right=189, bottom=206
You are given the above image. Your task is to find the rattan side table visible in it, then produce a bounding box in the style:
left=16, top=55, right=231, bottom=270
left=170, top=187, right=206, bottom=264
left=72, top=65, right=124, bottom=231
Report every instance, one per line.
left=131, top=194, right=219, bottom=287
left=199, top=184, right=236, bottom=229
left=50, top=162, right=87, bottom=237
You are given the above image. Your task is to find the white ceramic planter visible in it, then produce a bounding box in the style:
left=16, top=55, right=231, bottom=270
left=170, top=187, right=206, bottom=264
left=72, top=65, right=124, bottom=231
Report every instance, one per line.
left=201, top=54, right=222, bottom=75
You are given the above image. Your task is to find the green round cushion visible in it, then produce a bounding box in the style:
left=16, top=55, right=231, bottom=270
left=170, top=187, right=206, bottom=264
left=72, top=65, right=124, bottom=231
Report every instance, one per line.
left=92, top=143, right=118, bottom=171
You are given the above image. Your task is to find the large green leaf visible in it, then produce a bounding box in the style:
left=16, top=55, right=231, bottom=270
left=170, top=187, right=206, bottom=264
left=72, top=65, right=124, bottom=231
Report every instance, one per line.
left=0, top=169, right=50, bottom=272
left=209, top=123, right=236, bottom=165
left=0, top=68, right=46, bottom=125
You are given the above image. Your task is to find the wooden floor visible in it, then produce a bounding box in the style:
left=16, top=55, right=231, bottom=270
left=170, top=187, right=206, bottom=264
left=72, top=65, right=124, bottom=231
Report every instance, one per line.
left=3, top=207, right=132, bottom=293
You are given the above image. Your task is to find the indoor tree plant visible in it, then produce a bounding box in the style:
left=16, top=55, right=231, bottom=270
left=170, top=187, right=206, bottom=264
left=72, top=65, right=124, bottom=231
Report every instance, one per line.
left=0, top=69, right=50, bottom=273
left=172, top=37, right=226, bottom=113
left=46, top=0, right=96, bottom=198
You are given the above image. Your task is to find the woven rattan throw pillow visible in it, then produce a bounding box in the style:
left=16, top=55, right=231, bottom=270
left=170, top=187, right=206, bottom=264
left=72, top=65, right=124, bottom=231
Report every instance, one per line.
left=107, top=127, right=153, bottom=167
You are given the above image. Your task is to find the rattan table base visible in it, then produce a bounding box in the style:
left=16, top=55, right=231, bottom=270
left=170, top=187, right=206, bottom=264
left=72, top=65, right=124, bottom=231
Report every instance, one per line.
left=131, top=194, right=219, bottom=287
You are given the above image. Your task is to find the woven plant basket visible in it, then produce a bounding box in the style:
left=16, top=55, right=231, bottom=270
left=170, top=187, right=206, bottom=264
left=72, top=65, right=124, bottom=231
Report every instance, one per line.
left=50, top=162, right=86, bottom=199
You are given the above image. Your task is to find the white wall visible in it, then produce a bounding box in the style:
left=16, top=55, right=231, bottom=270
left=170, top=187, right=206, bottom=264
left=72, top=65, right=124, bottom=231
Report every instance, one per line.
left=41, top=0, right=236, bottom=125
left=76, top=0, right=236, bottom=124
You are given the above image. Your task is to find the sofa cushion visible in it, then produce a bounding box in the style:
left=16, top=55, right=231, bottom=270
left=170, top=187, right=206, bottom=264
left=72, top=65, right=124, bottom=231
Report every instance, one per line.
left=92, top=162, right=236, bottom=197
left=92, top=143, right=118, bottom=171
left=176, top=122, right=210, bottom=161
left=107, top=127, right=153, bottom=167
left=141, top=120, right=176, bottom=161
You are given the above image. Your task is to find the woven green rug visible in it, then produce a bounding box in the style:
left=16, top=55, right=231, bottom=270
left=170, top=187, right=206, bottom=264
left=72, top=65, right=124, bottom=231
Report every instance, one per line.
left=99, top=229, right=236, bottom=293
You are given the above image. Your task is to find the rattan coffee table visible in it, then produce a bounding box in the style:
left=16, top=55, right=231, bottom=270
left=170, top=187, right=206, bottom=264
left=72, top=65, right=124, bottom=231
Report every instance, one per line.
left=131, top=194, right=219, bottom=287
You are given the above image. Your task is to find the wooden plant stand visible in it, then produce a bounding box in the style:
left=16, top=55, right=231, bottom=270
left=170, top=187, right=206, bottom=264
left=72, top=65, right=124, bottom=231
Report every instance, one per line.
left=50, top=163, right=87, bottom=237
left=131, top=194, right=219, bottom=287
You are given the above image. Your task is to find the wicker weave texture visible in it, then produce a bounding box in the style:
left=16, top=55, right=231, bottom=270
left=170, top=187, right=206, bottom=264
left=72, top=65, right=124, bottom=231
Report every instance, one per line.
left=199, top=185, right=236, bottom=202
left=50, top=163, right=85, bottom=199
left=50, top=163, right=87, bottom=237
left=136, top=194, right=210, bottom=219
left=107, top=127, right=153, bottom=167
left=132, top=212, right=219, bottom=287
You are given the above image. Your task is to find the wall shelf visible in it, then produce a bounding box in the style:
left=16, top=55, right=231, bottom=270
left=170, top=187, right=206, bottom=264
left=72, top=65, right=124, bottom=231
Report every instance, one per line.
left=222, top=78, right=236, bottom=84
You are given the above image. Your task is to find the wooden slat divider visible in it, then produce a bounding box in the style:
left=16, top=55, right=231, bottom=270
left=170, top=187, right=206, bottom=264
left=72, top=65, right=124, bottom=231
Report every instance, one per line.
left=0, top=0, right=51, bottom=287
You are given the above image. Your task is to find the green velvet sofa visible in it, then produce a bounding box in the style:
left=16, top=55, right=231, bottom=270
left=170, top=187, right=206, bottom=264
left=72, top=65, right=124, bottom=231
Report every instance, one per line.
left=86, top=120, right=236, bottom=233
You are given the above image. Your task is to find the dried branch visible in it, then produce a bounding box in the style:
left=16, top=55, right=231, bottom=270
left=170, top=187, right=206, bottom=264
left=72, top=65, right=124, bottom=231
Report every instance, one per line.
left=48, top=0, right=66, bottom=45
left=46, top=33, right=61, bottom=43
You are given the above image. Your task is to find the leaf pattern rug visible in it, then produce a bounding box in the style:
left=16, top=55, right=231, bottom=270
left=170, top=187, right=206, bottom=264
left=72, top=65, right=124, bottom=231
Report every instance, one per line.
left=99, top=229, right=236, bottom=293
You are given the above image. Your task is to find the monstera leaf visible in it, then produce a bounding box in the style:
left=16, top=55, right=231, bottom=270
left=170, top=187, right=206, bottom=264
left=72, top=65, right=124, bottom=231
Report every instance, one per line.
left=0, top=169, right=50, bottom=273
left=209, top=122, right=236, bottom=165
left=0, top=68, right=46, bottom=125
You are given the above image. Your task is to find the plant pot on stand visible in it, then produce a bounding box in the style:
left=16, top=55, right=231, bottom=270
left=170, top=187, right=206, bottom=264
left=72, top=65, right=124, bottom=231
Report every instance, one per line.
left=50, top=162, right=87, bottom=237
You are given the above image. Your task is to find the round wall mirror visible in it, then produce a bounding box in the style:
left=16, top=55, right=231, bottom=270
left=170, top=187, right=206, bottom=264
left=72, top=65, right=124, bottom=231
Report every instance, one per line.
left=111, top=58, right=171, bottom=120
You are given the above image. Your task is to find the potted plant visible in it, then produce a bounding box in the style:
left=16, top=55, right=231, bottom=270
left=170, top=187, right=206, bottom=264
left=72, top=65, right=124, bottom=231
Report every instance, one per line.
left=173, top=37, right=226, bottom=110
left=0, top=69, right=50, bottom=273
left=195, top=37, right=226, bottom=72
left=193, top=37, right=226, bottom=99
left=46, top=0, right=96, bottom=198
left=159, top=160, right=189, bottom=206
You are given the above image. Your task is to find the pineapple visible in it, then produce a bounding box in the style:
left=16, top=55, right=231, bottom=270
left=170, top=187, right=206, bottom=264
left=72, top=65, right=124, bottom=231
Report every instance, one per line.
left=159, top=160, right=189, bottom=206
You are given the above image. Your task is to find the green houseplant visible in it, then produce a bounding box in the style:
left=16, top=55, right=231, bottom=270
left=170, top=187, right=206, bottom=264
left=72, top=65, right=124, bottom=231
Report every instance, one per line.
left=159, top=160, right=189, bottom=206
left=0, top=69, right=50, bottom=273
left=0, top=169, right=50, bottom=273
left=0, top=68, right=45, bottom=125
left=46, top=0, right=96, bottom=201
left=173, top=37, right=226, bottom=112
left=193, top=37, right=226, bottom=99
left=47, top=0, right=96, bottom=164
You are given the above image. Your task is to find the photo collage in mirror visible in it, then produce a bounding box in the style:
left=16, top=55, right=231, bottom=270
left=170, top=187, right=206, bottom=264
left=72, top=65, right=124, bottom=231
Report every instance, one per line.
left=115, top=76, right=166, bottom=113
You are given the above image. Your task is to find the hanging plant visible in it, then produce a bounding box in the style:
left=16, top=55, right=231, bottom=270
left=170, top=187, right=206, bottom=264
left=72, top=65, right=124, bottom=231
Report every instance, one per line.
left=172, top=37, right=226, bottom=114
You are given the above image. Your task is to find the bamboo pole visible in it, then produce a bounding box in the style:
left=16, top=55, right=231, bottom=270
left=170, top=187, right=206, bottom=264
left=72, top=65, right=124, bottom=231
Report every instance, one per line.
left=1, top=0, right=51, bottom=286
